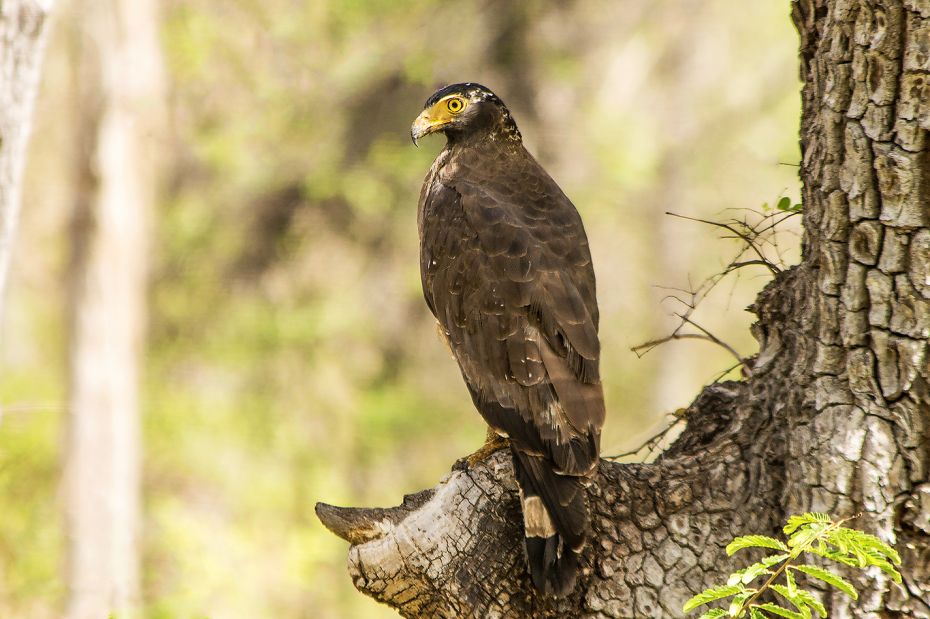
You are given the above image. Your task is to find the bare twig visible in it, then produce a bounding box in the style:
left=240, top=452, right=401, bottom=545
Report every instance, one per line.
left=602, top=414, right=684, bottom=462
left=710, top=360, right=747, bottom=383
left=665, top=211, right=781, bottom=274
left=633, top=332, right=737, bottom=360
left=675, top=314, right=742, bottom=364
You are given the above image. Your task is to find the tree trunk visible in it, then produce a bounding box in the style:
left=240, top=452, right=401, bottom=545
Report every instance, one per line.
left=63, top=0, right=164, bottom=616
left=0, top=0, right=54, bottom=322
left=316, top=0, right=930, bottom=617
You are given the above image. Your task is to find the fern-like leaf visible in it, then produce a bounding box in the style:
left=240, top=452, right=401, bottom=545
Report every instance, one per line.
left=833, top=528, right=901, bottom=564
left=741, top=561, right=774, bottom=584
left=729, top=592, right=751, bottom=617
left=814, top=547, right=861, bottom=567
left=769, top=584, right=812, bottom=619
left=754, top=602, right=805, bottom=619
left=683, top=585, right=743, bottom=612
left=785, top=568, right=797, bottom=596
left=727, top=535, right=788, bottom=555
left=761, top=553, right=790, bottom=567
left=865, top=555, right=903, bottom=584
left=684, top=513, right=901, bottom=617
left=787, top=524, right=827, bottom=553
left=784, top=513, right=830, bottom=535
left=792, top=564, right=858, bottom=599
left=793, top=589, right=826, bottom=617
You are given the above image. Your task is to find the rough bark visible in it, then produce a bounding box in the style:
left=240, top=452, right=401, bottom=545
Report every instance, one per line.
left=63, top=0, right=165, bottom=617
left=317, top=0, right=930, bottom=616
left=0, top=0, right=54, bottom=322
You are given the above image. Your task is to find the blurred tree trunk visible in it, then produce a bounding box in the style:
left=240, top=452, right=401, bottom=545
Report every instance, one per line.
left=0, top=0, right=54, bottom=322
left=64, top=0, right=164, bottom=616
left=647, top=2, right=703, bottom=417
left=317, top=0, right=930, bottom=616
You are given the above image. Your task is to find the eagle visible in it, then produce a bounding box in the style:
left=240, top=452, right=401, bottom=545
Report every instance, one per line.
left=411, top=83, right=605, bottom=596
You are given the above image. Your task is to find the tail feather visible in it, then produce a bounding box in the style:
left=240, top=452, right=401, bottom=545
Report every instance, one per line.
left=524, top=535, right=580, bottom=597
left=512, top=447, right=590, bottom=596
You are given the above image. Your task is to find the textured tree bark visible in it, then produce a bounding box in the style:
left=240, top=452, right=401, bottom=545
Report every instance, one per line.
left=317, top=0, right=930, bottom=616
left=0, top=0, right=54, bottom=321
left=63, top=0, right=165, bottom=617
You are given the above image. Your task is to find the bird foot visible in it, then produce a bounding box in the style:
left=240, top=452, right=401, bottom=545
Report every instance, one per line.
left=456, top=431, right=509, bottom=470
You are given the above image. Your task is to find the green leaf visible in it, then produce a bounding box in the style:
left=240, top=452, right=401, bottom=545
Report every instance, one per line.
left=773, top=196, right=802, bottom=212
left=729, top=592, right=750, bottom=617
left=754, top=603, right=805, bottom=619
left=769, top=584, right=826, bottom=618
left=683, top=585, right=743, bottom=612
left=792, top=564, right=858, bottom=599
left=784, top=513, right=831, bottom=535
left=762, top=553, right=790, bottom=567
left=791, top=589, right=827, bottom=617
left=850, top=545, right=869, bottom=567
left=867, top=556, right=903, bottom=584
left=814, top=547, right=860, bottom=567
left=726, top=562, right=772, bottom=587
left=793, top=589, right=827, bottom=617
left=770, top=584, right=812, bottom=619
left=693, top=514, right=901, bottom=619
left=741, top=561, right=773, bottom=584
left=727, top=535, right=788, bottom=556
left=787, top=527, right=822, bottom=554
left=786, top=568, right=797, bottom=596
left=843, top=529, right=902, bottom=564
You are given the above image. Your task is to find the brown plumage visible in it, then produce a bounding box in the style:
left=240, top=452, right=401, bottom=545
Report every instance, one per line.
left=411, top=83, right=605, bottom=596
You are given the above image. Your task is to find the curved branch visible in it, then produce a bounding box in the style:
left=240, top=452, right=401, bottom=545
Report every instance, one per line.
left=316, top=383, right=778, bottom=618
left=316, top=489, right=436, bottom=545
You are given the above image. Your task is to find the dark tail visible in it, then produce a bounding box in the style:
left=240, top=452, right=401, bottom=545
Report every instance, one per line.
left=511, top=446, right=590, bottom=596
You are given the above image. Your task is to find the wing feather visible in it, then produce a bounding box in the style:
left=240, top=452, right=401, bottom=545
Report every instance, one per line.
left=419, top=157, right=602, bottom=437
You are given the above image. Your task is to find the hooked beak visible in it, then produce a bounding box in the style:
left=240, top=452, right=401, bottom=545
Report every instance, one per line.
left=410, top=109, right=447, bottom=147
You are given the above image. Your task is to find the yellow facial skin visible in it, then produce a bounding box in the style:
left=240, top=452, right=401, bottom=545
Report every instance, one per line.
left=411, top=95, right=468, bottom=145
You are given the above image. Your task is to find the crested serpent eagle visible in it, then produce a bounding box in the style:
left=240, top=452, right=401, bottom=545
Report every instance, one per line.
left=411, top=83, right=605, bottom=596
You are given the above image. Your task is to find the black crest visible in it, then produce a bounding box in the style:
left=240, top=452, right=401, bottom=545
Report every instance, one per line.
left=424, top=82, right=521, bottom=140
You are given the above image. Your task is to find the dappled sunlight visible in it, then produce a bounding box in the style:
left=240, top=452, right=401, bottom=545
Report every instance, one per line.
left=1, top=0, right=801, bottom=616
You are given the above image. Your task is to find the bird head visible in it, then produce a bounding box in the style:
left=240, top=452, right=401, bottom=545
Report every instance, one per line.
left=411, top=83, right=521, bottom=146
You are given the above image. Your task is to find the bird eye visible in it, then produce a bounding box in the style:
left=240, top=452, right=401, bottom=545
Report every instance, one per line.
left=446, top=98, right=465, bottom=114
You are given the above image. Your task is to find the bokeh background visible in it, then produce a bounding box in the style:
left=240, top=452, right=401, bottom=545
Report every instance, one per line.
left=1, top=1, right=802, bottom=617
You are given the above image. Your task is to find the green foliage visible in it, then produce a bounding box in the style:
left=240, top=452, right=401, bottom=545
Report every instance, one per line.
left=684, top=585, right=744, bottom=612
left=762, top=196, right=803, bottom=213
left=683, top=513, right=901, bottom=618
left=726, top=535, right=787, bottom=555
left=776, top=196, right=803, bottom=213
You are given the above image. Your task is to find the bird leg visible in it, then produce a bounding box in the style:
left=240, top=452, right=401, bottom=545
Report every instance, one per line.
left=464, top=427, right=509, bottom=468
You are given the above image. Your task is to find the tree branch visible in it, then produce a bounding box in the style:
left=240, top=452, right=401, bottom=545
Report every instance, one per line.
left=315, top=383, right=774, bottom=618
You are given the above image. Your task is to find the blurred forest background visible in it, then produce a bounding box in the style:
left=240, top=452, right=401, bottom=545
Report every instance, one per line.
left=1, top=0, right=802, bottom=617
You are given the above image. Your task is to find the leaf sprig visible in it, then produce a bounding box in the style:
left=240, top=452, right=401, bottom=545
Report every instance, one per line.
left=762, top=196, right=802, bottom=213
left=683, top=513, right=901, bottom=618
